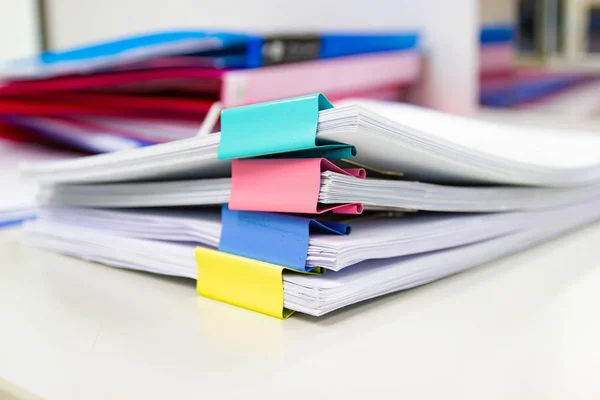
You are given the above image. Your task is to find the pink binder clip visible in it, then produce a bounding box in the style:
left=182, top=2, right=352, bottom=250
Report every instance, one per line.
left=229, top=158, right=366, bottom=214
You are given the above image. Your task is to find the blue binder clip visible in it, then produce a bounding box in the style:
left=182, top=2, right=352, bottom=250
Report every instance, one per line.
left=218, top=205, right=350, bottom=272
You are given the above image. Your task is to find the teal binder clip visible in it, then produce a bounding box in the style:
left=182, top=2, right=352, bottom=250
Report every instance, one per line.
left=218, top=93, right=357, bottom=160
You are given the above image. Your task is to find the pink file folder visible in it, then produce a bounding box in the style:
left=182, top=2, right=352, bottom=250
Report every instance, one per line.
left=0, top=50, right=420, bottom=149
left=220, top=51, right=420, bottom=107
left=480, top=43, right=515, bottom=77
left=1, top=50, right=420, bottom=108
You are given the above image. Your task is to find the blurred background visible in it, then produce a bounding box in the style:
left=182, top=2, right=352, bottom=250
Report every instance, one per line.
left=2, top=1, right=600, bottom=117
left=1, top=0, right=600, bottom=224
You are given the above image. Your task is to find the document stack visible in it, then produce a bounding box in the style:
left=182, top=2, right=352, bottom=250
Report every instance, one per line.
left=0, top=30, right=420, bottom=153
left=0, top=139, right=75, bottom=227
left=20, top=94, right=600, bottom=318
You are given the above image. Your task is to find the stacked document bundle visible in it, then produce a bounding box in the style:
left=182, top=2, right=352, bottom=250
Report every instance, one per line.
left=0, top=30, right=420, bottom=153
left=0, top=139, right=76, bottom=227
left=20, top=94, right=600, bottom=318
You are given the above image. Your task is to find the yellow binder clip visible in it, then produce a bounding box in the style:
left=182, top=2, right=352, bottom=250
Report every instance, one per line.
left=195, top=247, right=295, bottom=319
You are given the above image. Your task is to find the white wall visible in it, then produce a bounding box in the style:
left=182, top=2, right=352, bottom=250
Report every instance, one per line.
left=45, top=0, right=426, bottom=45
left=0, top=0, right=41, bottom=61
left=419, top=0, right=479, bottom=114
left=44, top=0, right=479, bottom=114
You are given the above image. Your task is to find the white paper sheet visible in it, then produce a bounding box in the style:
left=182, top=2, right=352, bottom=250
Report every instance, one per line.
left=284, top=196, right=600, bottom=315
left=27, top=198, right=600, bottom=272
left=37, top=171, right=600, bottom=213
left=0, top=141, right=75, bottom=225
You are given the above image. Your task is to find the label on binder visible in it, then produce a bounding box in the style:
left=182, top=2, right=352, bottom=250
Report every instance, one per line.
left=260, top=35, right=321, bottom=66
left=219, top=205, right=350, bottom=272
left=229, top=158, right=366, bottom=214
left=218, top=93, right=356, bottom=160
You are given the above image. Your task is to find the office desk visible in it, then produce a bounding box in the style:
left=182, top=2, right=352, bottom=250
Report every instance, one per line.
left=1, top=223, right=600, bottom=400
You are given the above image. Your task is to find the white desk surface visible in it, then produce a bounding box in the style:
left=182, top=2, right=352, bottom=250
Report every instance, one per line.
left=1, top=222, right=600, bottom=400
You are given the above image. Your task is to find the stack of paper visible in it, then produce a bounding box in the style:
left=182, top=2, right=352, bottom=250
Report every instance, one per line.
left=24, top=202, right=598, bottom=274
left=0, top=30, right=420, bottom=153
left=284, top=199, right=600, bottom=316
left=22, top=100, right=600, bottom=186
left=0, top=140, right=77, bottom=227
left=24, top=198, right=600, bottom=316
left=32, top=171, right=600, bottom=212
left=20, top=94, right=600, bottom=317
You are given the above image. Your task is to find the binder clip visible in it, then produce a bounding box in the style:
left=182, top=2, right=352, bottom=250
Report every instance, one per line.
left=229, top=158, right=366, bottom=214
left=218, top=93, right=356, bottom=160
left=195, top=206, right=351, bottom=318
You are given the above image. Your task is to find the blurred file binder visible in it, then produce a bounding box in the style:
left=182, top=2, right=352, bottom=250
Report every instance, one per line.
left=481, top=67, right=598, bottom=108
left=0, top=31, right=419, bottom=77
left=20, top=94, right=600, bottom=318
left=478, top=24, right=600, bottom=112
left=479, top=24, right=515, bottom=79
left=0, top=30, right=420, bottom=153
